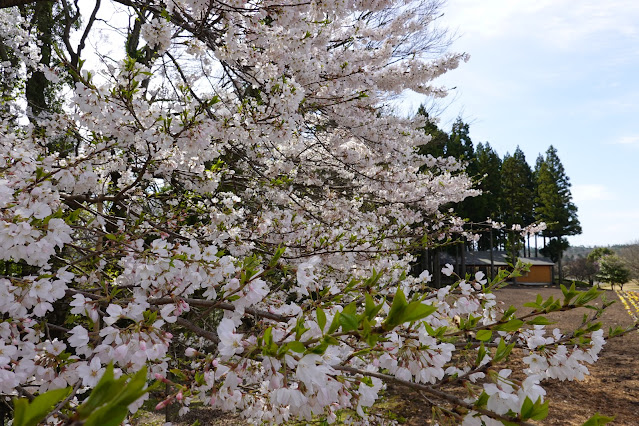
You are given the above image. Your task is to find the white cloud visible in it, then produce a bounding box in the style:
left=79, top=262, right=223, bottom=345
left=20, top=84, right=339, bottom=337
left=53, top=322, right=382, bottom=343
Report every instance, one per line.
left=444, top=0, right=639, bottom=50
left=615, top=136, right=639, bottom=145
left=571, top=184, right=615, bottom=203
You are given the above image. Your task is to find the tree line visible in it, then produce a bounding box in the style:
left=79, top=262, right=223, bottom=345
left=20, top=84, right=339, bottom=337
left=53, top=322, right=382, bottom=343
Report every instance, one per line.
left=415, top=106, right=581, bottom=275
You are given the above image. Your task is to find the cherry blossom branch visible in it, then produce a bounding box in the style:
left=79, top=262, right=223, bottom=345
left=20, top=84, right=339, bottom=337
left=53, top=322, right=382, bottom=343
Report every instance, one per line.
left=148, top=298, right=290, bottom=322
left=333, top=365, right=536, bottom=426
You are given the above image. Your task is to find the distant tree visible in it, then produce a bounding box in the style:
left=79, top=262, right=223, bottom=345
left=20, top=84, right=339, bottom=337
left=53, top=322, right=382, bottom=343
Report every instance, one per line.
left=540, top=237, right=570, bottom=263
left=471, top=142, right=502, bottom=250
left=500, top=147, right=534, bottom=259
left=415, top=104, right=448, bottom=159
left=597, top=255, right=631, bottom=290
left=564, top=255, right=599, bottom=285
left=447, top=117, right=475, bottom=161
left=617, top=242, right=639, bottom=280
left=535, top=146, right=581, bottom=284
left=587, top=247, right=615, bottom=262
left=501, top=147, right=534, bottom=227
left=535, top=146, right=581, bottom=238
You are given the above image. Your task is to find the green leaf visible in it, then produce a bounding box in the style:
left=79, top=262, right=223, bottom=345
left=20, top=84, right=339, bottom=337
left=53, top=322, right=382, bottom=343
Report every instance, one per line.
left=269, top=246, right=285, bottom=268
left=12, top=398, right=28, bottom=426
left=473, top=391, right=489, bottom=409
left=84, top=404, right=129, bottom=426
left=263, top=327, right=273, bottom=347
left=493, top=338, right=515, bottom=363
left=526, top=316, right=555, bottom=326
left=364, top=293, right=383, bottom=320
left=493, top=319, right=524, bottom=332
left=339, top=312, right=359, bottom=333
left=327, top=312, right=341, bottom=334
left=365, top=331, right=379, bottom=347
left=403, top=302, right=437, bottom=323
left=520, top=396, right=534, bottom=420
left=21, top=387, right=72, bottom=426
left=77, top=364, right=121, bottom=418
left=382, top=287, right=408, bottom=331
left=476, top=342, right=488, bottom=366
left=475, top=329, right=492, bottom=342
left=316, top=308, right=326, bottom=332
left=338, top=302, right=359, bottom=332
left=110, top=367, right=148, bottom=407
left=529, top=399, right=549, bottom=421
left=310, top=341, right=329, bottom=355
left=286, top=341, right=306, bottom=353
left=294, top=316, right=310, bottom=340
left=582, top=413, right=616, bottom=426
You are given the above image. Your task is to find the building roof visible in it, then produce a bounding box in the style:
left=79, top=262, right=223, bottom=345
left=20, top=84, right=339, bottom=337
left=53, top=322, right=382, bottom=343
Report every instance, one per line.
left=441, top=251, right=555, bottom=267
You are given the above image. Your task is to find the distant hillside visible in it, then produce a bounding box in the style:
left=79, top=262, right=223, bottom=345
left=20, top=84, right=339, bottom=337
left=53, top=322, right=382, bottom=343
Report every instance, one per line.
left=564, top=243, right=639, bottom=260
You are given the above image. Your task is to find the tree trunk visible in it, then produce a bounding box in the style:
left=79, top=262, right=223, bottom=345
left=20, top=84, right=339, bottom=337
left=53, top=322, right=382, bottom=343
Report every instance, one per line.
left=460, top=240, right=466, bottom=278
left=434, top=247, right=441, bottom=288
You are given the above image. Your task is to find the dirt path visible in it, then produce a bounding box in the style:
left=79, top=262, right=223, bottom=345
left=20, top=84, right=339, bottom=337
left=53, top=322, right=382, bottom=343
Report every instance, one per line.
left=384, top=286, right=639, bottom=425
left=496, top=286, right=639, bottom=425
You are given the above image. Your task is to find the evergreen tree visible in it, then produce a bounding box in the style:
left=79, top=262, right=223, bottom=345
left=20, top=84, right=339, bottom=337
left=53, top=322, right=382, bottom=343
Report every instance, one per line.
left=500, top=147, right=534, bottom=258
left=535, top=145, right=581, bottom=283
left=470, top=142, right=502, bottom=250
left=447, top=117, right=474, bottom=161
left=500, top=147, right=534, bottom=226
left=415, top=104, right=448, bottom=159
left=534, top=145, right=581, bottom=238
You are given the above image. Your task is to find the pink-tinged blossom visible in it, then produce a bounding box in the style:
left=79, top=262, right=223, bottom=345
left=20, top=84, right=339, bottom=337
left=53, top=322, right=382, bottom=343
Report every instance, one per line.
left=217, top=319, right=244, bottom=357
left=295, top=354, right=335, bottom=392
left=0, top=341, right=17, bottom=366
left=68, top=325, right=90, bottom=348
left=294, top=256, right=321, bottom=299
left=76, top=358, right=105, bottom=387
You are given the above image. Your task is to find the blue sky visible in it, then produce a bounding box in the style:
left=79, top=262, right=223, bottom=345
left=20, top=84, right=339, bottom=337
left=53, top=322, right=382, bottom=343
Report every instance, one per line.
left=403, top=0, right=639, bottom=247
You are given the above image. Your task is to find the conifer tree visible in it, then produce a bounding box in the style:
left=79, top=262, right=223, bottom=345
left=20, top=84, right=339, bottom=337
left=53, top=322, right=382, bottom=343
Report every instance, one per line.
left=500, top=147, right=534, bottom=257
left=472, top=142, right=502, bottom=250
left=447, top=117, right=474, bottom=161
left=534, top=146, right=581, bottom=238
left=415, top=104, right=448, bottom=159
left=535, top=145, right=581, bottom=283
left=501, top=147, right=534, bottom=227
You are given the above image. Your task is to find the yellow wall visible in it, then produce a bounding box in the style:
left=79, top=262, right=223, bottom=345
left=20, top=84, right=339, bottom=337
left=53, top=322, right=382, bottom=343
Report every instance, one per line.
left=517, top=265, right=552, bottom=283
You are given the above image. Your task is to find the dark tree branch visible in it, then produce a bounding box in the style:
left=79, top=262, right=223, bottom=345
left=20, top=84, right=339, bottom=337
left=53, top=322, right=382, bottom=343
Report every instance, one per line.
left=0, top=0, right=52, bottom=9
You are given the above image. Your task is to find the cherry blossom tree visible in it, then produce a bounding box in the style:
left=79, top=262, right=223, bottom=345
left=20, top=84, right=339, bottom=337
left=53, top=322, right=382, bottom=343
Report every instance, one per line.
left=0, top=1, right=633, bottom=424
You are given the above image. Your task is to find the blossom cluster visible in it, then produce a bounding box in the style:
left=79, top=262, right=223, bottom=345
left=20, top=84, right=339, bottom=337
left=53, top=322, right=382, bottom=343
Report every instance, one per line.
left=0, top=1, right=615, bottom=424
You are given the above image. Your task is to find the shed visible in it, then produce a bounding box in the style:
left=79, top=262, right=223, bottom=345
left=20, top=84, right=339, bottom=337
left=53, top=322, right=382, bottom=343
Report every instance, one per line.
left=441, top=251, right=555, bottom=285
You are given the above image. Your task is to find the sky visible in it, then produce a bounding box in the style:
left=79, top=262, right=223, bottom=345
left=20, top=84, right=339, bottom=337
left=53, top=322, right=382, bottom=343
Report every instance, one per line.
left=402, top=0, right=639, bottom=247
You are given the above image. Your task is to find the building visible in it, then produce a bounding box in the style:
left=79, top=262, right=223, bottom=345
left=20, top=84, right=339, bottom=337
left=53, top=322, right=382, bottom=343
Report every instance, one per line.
left=441, top=251, right=555, bottom=285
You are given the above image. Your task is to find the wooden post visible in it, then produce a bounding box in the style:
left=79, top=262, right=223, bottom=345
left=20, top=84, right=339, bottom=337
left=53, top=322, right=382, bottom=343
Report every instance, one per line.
left=434, top=247, right=441, bottom=288
left=460, top=240, right=466, bottom=278
left=489, top=228, right=494, bottom=281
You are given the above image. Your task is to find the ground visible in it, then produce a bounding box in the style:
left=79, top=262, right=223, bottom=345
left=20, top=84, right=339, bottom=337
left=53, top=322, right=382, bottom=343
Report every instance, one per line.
left=134, top=283, right=639, bottom=425
left=498, top=285, right=639, bottom=425
left=386, top=284, right=639, bottom=425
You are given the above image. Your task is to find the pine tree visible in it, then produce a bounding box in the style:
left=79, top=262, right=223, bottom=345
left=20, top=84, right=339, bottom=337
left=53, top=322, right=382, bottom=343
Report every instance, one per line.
left=472, top=142, right=502, bottom=250
left=500, top=147, right=534, bottom=227
left=447, top=117, right=474, bottom=161
left=535, top=146, right=581, bottom=283
left=534, top=146, right=581, bottom=238
left=415, top=104, right=448, bottom=159
left=500, top=147, right=534, bottom=259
